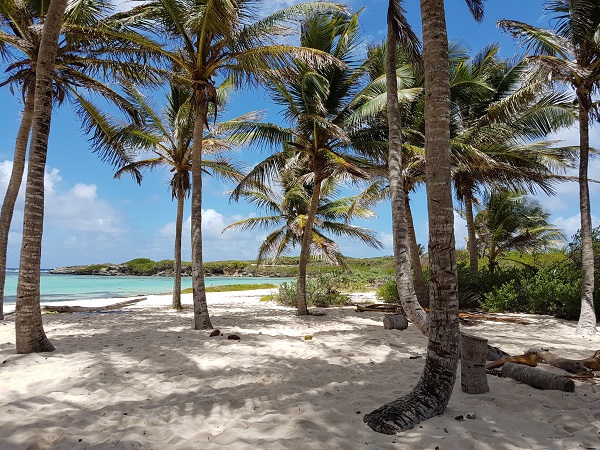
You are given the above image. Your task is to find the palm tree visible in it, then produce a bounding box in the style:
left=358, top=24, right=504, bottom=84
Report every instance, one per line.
left=363, top=0, right=484, bottom=433
left=0, top=0, right=147, bottom=320
left=109, top=84, right=248, bottom=310
left=225, top=170, right=382, bottom=270
left=474, top=190, right=565, bottom=272
left=498, top=0, right=600, bottom=336
left=115, top=0, right=346, bottom=328
left=14, top=0, right=69, bottom=353
left=232, top=11, right=372, bottom=315
left=450, top=45, right=576, bottom=278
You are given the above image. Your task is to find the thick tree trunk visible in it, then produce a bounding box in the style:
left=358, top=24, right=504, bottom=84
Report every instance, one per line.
left=501, top=362, right=575, bottom=392
left=191, top=100, right=212, bottom=330
left=296, top=178, right=322, bottom=316
left=385, top=17, right=428, bottom=334
left=575, top=103, right=596, bottom=336
left=0, top=82, right=35, bottom=321
left=365, top=0, right=459, bottom=433
left=460, top=333, right=489, bottom=394
left=15, top=0, right=69, bottom=353
left=405, top=194, right=429, bottom=307
left=463, top=184, right=479, bottom=278
left=172, top=189, right=184, bottom=310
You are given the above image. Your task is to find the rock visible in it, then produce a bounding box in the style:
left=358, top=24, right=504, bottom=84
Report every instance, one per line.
left=466, top=412, right=476, bottom=419
left=227, top=334, right=241, bottom=340
left=454, top=415, right=464, bottom=421
left=209, top=329, right=220, bottom=337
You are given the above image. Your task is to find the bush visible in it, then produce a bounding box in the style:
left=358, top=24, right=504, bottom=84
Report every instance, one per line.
left=481, top=279, right=523, bottom=312
left=124, top=258, right=157, bottom=275
left=269, top=274, right=351, bottom=307
left=376, top=279, right=399, bottom=303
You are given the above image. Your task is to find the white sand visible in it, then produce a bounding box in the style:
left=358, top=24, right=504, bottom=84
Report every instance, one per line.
left=1, top=290, right=599, bottom=449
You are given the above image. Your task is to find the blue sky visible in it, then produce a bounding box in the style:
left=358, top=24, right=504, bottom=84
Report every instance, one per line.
left=0, top=0, right=598, bottom=268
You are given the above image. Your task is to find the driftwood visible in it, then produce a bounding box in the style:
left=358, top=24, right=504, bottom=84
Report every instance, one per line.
left=356, top=303, right=403, bottom=313
left=461, top=333, right=490, bottom=394
left=40, top=297, right=146, bottom=313
left=526, top=348, right=600, bottom=376
left=501, top=362, right=575, bottom=392
left=485, top=352, right=539, bottom=370
left=383, top=314, right=408, bottom=330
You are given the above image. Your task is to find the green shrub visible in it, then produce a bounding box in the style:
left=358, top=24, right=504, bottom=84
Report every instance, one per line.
left=76, top=264, right=109, bottom=273
left=481, top=279, right=523, bottom=312
left=124, top=258, right=157, bottom=275
left=376, top=279, right=399, bottom=303
left=269, top=274, right=351, bottom=307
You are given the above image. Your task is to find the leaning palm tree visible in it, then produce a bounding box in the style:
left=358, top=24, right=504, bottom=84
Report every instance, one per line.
left=0, top=0, right=150, bottom=321
left=114, top=0, right=346, bottom=328
left=231, top=11, right=372, bottom=316
left=474, top=189, right=565, bottom=273
left=13, top=0, right=69, bottom=353
left=363, top=0, right=485, bottom=434
left=225, top=170, right=382, bottom=269
left=498, top=0, right=600, bottom=336
left=108, top=83, right=249, bottom=310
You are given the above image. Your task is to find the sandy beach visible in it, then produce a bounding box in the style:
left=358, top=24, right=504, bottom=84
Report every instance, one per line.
left=1, top=290, right=599, bottom=449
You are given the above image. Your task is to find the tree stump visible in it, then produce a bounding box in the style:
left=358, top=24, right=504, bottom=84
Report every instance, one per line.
left=460, top=333, right=490, bottom=394
left=383, top=314, right=408, bottom=330
left=501, top=362, right=575, bottom=392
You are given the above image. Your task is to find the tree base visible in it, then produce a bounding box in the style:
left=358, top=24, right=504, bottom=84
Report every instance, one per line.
left=363, top=384, right=447, bottom=434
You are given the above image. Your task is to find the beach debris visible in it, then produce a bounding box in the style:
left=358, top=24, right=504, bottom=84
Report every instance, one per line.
left=466, top=412, right=476, bottom=419
left=39, top=297, right=146, bottom=313
left=526, top=348, right=600, bottom=376
left=304, top=335, right=313, bottom=340
left=485, top=352, right=538, bottom=371
left=227, top=334, right=241, bottom=340
left=383, top=314, right=408, bottom=330
left=501, top=362, right=575, bottom=392
left=356, top=303, right=402, bottom=313
left=455, top=415, right=464, bottom=421
left=486, top=345, right=511, bottom=361
left=209, top=330, right=220, bottom=337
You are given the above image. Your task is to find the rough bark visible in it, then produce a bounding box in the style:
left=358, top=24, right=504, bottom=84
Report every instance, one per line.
left=463, top=183, right=478, bottom=278
left=172, top=188, right=184, bottom=310
left=501, top=362, right=575, bottom=392
left=405, top=194, right=429, bottom=307
left=364, top=0, right=459, bottom=433
left=383, top=314, right=408, bottom=330
left=296, top=177, right=322, bottom=316
left=460, top=333, right=490, bottom=394
left=0, top=82, right=35, bottom=321
left=191, top=100, right=212, bottom=330
left=575, top=102, right=596, bottom=336
left=386, top=17, right=429, bottom=334
left=15, top=0, right=69, bottom=353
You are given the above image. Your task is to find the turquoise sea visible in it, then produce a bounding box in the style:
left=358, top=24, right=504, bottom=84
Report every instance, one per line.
left=3, top=269, right=292, bottom=304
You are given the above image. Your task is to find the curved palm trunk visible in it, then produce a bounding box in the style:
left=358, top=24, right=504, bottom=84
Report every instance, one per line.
left=296, top=177, right=322, bottom=316
left=15, top=0, right=69, bottom=353
left=191, top=100, right=212, bottom=329
left=0, top=82, right=35, bottom=321
left=405, top=193, right=429, bottom=307
left=576, top=103, right=596, bottom=336
left=463, top=183, right=478, bottom=278
left=365, top=0, right=459, bottom=432
left=172, top=187, right=185, bottom=310
left=384, top=15, right=428, bottom=333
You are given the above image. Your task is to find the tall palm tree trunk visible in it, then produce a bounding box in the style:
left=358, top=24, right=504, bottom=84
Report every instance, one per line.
left=385, top=22, right=428, bottom=334
left=191, top=100, right=212, bottom=330
left=463, top=183, right=478, bottom=278
left=15, top=0, right=69, bottom=353
left=365, top=0, right=459, bottom=432
left=576, top=101, right=596, bottom=336
left=0, top=82, right=35, bottom=321
left=296, top=177, right=322, bottom=316
left=172, top=187, right=185, bottom=310
left=405, top=193, right=429, bottom=307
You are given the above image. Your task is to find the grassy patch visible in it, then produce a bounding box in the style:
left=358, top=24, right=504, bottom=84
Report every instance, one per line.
left=180, top=283, right=278, bottom=294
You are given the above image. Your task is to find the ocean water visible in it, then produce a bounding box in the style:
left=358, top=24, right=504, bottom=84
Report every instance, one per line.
left=3, top=269, right=292, bottom=304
